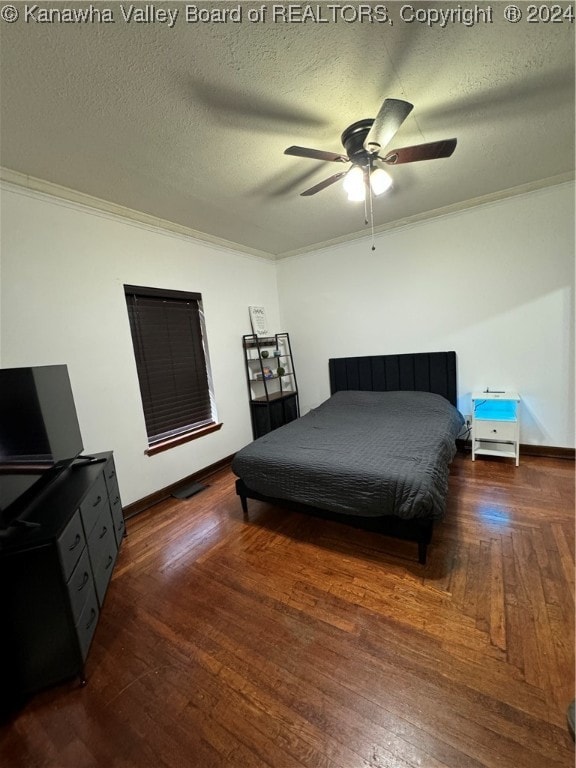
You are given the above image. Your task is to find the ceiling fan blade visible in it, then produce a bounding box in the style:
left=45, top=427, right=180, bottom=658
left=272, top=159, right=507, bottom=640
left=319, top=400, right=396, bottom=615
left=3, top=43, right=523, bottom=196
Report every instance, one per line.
left=285, top=146, right=348, bottom=163
left=300, top=172, right=348, bottom=196
left=364, top=98, right=414, bottom=154
left=381, top=138, right=457, bottom=165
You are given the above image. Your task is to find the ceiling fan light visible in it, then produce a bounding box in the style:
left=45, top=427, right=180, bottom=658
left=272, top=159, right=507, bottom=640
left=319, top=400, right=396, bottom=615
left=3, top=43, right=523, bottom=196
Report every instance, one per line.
left=370, top=167, right=392, bottom=195
left=347, top=188, right=366, bottom=202
left=343, top=165, right=365, bottom=202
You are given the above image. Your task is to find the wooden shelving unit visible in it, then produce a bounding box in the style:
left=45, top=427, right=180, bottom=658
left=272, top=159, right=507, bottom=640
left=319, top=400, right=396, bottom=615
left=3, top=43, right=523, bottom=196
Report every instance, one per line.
left=242, top=333, right=299, bottom=439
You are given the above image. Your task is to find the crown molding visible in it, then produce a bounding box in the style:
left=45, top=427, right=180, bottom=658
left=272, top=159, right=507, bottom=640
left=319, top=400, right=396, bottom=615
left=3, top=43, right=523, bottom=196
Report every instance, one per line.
left=2, top=166, right=573, bottom=262
left=0, top=167, right=276, bottom=261
left=275, top=172, right=575, bottom=260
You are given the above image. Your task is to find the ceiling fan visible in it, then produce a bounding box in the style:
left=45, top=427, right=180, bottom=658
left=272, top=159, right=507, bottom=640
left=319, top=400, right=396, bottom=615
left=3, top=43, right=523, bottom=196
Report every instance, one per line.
left=284, top=98, right=457, bottom=200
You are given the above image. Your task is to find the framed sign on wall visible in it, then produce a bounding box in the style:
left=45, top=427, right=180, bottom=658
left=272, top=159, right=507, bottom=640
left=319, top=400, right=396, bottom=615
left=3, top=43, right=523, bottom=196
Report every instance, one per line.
left=249, top=306, right=268, bottom=337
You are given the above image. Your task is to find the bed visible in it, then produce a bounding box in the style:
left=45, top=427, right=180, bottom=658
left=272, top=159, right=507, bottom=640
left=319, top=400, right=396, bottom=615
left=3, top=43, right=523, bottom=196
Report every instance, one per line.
left=232, top=351, right=463, bottom=563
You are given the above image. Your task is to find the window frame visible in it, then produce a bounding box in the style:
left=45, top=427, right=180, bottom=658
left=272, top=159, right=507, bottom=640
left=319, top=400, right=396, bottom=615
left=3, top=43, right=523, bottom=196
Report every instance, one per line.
left=124, top=284, right=221, bottom=456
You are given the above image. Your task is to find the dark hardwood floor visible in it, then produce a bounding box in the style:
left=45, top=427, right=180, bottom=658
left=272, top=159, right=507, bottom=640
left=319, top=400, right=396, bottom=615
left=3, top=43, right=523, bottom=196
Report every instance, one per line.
left=1, top=452, right=574, bottom=768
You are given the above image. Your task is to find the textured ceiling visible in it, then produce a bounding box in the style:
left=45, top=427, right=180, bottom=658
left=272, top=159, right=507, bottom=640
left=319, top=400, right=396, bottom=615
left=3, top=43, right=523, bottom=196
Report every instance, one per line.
left=0, top=3, right=574, bottom=258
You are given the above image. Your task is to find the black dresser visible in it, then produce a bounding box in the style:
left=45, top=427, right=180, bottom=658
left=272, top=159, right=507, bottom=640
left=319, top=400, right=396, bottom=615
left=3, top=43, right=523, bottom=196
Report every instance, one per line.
left=0, top=452, right=124, bottom=712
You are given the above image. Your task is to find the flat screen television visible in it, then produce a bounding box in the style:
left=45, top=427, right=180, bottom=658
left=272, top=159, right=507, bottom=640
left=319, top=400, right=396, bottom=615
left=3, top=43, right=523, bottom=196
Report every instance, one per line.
left=0, top=365, right=84, bottom=528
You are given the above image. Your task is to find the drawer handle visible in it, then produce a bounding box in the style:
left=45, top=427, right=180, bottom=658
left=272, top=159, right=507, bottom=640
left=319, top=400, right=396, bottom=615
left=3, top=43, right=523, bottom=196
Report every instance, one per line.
left=118, top=519, right=125, bottom=531
left=86, top=608, right=97, bottom=630
left=78, top=571, right=90, bottom=591
left=92, top=495, right=102, bottom=508
left=108, top=470, right=116, bottom=479
left=99, top=525, right=108, bottom=539
left=113, top=496, right=120, bottom=505
left=105, top=554, right=114, bottom=570
left=68, top=533, right=82, bottom=551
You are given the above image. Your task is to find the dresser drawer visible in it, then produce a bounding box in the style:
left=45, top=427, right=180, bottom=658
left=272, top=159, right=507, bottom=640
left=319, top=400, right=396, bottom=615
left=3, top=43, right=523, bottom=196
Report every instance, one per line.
left=103, top=458, right=125, bottom=545
left=67, top=547, right=96, bottom=625
left=474, top=419, right=517, bottom=442
left=111, top=505, right=125, bottom=545
left=88, top=506, right=117, bottom=566
left=57, top=510, right=86, bottom=581
left=88, top=506, right=118, bottom=605
left=79, top=473, right=109, bottom=535
left=92, top=545, right=118, bottom=606
left=103, top=458, right=119, bottom=495
left=76, top=589, right=99, bottom=661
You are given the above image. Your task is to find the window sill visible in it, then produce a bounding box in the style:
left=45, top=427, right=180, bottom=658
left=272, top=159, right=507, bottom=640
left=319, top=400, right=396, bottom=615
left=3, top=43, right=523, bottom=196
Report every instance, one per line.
left=145, top=422, right=223, bottom=456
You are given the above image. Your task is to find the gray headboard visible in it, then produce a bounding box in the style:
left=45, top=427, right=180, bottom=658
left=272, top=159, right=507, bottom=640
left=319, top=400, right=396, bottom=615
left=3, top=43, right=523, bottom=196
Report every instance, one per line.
left=329, top=351, right=458, bottom=407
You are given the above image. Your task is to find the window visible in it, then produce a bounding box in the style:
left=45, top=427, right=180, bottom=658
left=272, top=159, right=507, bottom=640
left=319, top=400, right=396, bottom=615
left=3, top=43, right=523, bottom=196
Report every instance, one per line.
left=124, top=285, right=221, bottom=455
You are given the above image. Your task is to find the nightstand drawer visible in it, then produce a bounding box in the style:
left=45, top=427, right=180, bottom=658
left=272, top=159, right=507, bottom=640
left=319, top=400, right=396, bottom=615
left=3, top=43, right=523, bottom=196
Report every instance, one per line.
left=474, top=420, right=517, bottom=442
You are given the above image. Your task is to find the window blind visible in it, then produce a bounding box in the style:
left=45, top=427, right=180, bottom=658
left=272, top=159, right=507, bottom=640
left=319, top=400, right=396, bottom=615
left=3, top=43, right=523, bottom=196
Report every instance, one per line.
left=124, top=286, right=215, bottom=445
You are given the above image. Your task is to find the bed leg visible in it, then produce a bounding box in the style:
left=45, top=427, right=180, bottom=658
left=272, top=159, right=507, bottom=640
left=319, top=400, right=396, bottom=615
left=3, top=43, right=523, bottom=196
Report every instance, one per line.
left=418, top=541, right=427, bottom=565
left=240, top=494, right=248, bottom=516
left=235, top=479, right=249, bottom=517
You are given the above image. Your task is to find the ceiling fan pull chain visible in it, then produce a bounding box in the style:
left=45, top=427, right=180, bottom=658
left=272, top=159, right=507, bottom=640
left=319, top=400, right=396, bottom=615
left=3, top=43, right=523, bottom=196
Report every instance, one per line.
left=368, top=167, right=376, bottom=251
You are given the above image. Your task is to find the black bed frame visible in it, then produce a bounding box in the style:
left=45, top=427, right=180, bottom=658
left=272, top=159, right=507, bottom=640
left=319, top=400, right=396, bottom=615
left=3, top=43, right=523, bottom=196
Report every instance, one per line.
left=236, top=351, right=458, bottom=564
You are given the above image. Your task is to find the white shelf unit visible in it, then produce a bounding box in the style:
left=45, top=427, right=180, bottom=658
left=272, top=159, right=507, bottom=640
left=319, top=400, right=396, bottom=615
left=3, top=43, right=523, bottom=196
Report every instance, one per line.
left=471, top=391, right=520, bottom=466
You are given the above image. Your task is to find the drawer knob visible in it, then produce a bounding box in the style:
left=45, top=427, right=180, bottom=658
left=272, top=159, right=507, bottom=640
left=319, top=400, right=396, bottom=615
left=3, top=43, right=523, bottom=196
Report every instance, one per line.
left=105, top=554, right=114, bottom=570
left=92, top=495, right=102, bottom=508
left=68, top=533, right=82, bottom=551
left=99, top=525, right=108, bottom=540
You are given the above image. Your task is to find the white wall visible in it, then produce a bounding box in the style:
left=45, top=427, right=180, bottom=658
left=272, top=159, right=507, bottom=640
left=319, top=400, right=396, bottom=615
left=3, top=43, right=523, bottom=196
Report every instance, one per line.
left=277, top=182, right=575, bottom=448
left=1, top=181, right=573, bottom=514
left=0, top=185, right=280, bottom=504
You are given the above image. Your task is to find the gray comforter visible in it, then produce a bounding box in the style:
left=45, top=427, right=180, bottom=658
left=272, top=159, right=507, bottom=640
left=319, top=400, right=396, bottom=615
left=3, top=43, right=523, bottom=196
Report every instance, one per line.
left=232, top=390, right=464, bottom=521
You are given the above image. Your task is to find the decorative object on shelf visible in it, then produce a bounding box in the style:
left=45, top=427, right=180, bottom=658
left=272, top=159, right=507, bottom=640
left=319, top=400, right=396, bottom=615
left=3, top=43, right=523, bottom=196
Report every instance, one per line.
left=242, top=332, right=300, bottom=439
left=248, top=305, right=268, bottom=337
left=255, top=367, right=273, bottom=380
left=471, top=390, right=520, bottom=466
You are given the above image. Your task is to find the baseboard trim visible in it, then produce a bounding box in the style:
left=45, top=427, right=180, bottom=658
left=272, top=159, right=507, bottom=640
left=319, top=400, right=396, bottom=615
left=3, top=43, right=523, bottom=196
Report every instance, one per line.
left=123, top=454, right=235, bottom=519
left=456, top=440, right=575, bottom=460
left=517, top=444, right=575, bottom=460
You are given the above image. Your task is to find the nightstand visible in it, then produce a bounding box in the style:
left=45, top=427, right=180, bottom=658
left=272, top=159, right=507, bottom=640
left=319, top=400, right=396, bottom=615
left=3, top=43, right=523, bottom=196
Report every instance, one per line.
left=471, top=391, right=520, bottom=466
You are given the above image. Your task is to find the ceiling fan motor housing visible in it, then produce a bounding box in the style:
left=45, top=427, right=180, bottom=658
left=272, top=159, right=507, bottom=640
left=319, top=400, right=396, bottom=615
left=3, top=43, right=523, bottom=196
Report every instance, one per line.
left=341, top=119, right=374, bottom=165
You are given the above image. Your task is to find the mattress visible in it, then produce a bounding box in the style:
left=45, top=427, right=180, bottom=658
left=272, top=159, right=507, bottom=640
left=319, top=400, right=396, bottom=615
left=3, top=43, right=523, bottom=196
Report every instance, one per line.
left=232, top=390, right=464, bottom=521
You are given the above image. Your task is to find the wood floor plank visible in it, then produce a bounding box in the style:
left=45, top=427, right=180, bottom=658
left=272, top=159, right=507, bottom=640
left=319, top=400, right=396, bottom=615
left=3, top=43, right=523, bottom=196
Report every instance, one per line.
left=1, top=453, right=574, bottom=767
left=489, top=537, right=507, bottom=651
